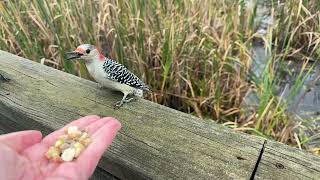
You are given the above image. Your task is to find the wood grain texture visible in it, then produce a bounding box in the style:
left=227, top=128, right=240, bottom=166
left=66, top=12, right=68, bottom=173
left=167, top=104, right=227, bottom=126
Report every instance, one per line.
left=255, top=141, right=320, bottom=179
left=90, top=167, right=119, bottom=180
left=0, top=50, right=319, bottom=179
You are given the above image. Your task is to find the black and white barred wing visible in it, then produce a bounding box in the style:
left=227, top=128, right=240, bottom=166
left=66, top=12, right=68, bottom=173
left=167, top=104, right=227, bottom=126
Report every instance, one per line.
left=103, top=58, right=149, bottom=90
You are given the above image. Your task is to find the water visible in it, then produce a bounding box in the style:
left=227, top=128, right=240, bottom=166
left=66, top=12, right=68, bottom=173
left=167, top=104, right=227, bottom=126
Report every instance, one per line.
left=243, top=0, right=319, bottom=149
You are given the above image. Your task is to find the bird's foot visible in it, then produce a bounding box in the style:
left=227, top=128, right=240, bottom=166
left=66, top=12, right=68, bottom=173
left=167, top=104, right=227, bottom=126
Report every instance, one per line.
left=0, top=74, right=10, bottom=81
left=113, top=100, right=124, bottom=110
left=97, top=83, right=103, bottom=89
left=113, top=97, right=137, bottom=109
left=123, top=97, right=136, bottom=103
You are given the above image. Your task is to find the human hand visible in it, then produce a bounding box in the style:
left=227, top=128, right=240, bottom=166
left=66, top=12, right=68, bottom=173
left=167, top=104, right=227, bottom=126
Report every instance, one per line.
left=0, top=115, right=121, bottom=180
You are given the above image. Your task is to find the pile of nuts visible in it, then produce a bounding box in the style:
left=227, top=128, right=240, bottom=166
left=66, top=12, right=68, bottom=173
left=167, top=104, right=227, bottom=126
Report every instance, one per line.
left=46, top=126, right=92, bottom=162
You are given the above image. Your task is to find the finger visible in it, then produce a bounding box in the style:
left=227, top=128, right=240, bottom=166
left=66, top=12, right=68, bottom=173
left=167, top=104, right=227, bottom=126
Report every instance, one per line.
left=0, top=130, right=42, bottom=153
left=25, top=116, right=101, bottom=165
left=42, top=115, right=100, bottom=146
left=76, top=118, right=121, bottom=177
left=30, top=118, right=112, bottom=171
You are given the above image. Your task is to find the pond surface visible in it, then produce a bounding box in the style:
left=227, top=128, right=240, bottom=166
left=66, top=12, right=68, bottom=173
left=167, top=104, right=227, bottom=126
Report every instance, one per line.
left=245, top=0, right=319, bottom=149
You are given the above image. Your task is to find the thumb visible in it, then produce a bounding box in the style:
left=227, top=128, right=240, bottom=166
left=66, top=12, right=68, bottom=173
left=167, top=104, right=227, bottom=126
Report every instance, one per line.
left=0, top=130, right=43, bottom=153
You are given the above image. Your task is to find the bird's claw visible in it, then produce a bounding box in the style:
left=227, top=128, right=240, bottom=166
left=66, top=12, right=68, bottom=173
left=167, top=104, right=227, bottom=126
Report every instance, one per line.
left=0, top=74, right=10, bottom=81
left=123, top=97, right=135, bottom=103
left=97, top=83, right=103, bottom=89
left=113, top=96, right=137, bottom=110
left=113, top=101, right=123, bottom=109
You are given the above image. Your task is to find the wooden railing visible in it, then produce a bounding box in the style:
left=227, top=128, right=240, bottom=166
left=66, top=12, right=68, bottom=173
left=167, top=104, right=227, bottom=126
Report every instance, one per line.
left=0, top=50, right=319, bottom=179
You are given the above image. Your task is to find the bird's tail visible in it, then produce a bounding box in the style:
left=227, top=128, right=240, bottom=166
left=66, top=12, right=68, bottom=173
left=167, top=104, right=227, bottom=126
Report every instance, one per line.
left=134, top=86, right=151, bottom=97
left=134, top=89, right=144, bottom=97
left=143, top=85, right=151, bottom=93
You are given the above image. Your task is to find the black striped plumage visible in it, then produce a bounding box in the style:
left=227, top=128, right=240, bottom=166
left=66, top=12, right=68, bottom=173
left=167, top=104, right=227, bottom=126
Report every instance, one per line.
left=102, top=58, right=149, bottom=90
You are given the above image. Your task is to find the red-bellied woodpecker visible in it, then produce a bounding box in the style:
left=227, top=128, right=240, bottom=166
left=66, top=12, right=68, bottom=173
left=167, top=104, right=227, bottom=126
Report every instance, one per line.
left=66, top=44, right=149, bottom=108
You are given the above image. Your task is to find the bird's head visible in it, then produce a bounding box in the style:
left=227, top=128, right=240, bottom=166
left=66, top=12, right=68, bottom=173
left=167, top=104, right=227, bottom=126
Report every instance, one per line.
left=66, top=44, right=105, bottom=62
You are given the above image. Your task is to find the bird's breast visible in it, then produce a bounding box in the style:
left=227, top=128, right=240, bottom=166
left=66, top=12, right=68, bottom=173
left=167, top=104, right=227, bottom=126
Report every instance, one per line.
left=86, top=60, right=105, bottom=81
left=85, top=60, right=136, bottom=94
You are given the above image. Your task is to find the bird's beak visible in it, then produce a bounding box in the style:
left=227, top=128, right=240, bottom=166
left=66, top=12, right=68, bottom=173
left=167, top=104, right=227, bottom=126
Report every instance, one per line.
left=66, top=51, right=83, bottom=60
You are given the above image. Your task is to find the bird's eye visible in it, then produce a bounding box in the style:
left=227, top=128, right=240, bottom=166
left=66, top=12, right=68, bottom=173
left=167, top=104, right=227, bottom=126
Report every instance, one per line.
left=86, top=49, right=91, bottom=54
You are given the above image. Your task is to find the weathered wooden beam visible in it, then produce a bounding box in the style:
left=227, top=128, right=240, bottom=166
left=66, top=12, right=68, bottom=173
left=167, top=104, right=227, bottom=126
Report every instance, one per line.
left=255, top=140, right=320, bottom=179
left=0, top=50, right=319, bottom=179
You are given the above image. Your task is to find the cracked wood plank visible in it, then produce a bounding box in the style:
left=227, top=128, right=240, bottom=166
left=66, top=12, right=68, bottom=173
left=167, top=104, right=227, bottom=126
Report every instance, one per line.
left=254, top=141, right=320, bottom=180
left=250, top=140, right=266, bottom=179
left=0, top=50, right=263, bottom=179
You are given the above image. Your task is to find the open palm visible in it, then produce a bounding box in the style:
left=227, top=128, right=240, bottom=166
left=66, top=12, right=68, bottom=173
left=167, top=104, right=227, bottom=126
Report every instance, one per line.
left=0, top=115, right=121, bottom=180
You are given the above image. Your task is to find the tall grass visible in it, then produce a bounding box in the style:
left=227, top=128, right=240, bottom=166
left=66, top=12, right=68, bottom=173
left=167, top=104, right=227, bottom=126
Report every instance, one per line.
left=0, top=0, right=319, bottom=152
